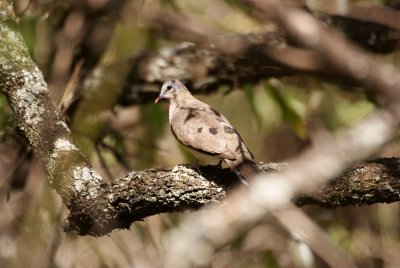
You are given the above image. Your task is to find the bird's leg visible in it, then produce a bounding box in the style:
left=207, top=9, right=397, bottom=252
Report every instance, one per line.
left=233, top=168, right=249, bottom=186
left=194, top=159, right=201, bottom=173
left=216, top=160, right=223, bottom=169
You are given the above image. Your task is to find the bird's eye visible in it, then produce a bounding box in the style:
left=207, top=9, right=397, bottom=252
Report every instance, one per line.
left=167, top=85, right=172, bottom=90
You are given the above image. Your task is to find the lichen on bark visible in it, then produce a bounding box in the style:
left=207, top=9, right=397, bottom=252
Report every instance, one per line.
left=0, top=1, right=400, bottom=238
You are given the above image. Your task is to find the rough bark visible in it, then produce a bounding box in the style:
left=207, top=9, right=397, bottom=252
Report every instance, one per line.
left=295, top=158, right=400, bottom=207
left=117, top=4, right=400, bottom=105
left=0, top=1, right=95, bottom=207
left=64, top=165, right=226, bottom=235
left=118, top=35, right=300, bottom=105
left=160, top=2, right=400, bottom=265
left=1, top=1, right=400, bottom=237
left=65, top=160, right=400, bottom=235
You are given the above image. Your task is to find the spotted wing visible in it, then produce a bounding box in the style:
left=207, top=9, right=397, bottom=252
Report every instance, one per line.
left=171, top=105, right=245, bottom=161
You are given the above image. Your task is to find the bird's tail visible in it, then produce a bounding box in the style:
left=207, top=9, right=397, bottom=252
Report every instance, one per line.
left=233, top=160, right=261, bottom=185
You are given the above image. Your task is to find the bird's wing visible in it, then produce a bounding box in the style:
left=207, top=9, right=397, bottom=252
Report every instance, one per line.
left=171, top=105, right=240, bottom=161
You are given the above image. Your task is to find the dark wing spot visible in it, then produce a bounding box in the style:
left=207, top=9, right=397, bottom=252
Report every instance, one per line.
left=184, top=107, right=197, bottom=122
left=210, top=107, right=221, bottom=117
left=198, top=127, right=203, bottom=133
left=171, top=125, right=220, bottom=156
left=209, top=127, right=218, bottom=135
left=224, top=126, right=236, bottom=134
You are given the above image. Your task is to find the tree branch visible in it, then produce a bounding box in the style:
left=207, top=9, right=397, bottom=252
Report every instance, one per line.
left=161, top=1, right=400, bottom=266
left=1, top=1, right=400, bottom=239
left=117, top=3, right=400, bottom=105
left=295, top=158, right=400, bottom=207
left=65, top=158, right=400, bottom=235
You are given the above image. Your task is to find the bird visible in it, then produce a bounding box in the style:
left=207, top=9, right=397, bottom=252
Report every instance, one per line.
left=155, top=79, right=260, bottom=184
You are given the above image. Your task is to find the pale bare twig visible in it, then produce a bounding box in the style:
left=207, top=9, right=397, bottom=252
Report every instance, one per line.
left=58, top=60, right=83, bottom=113
left=273, top=208, right=356, bottom=268
left=161, top=1, right=400, bottom=266
left=163, top=110, right=396, bottom=267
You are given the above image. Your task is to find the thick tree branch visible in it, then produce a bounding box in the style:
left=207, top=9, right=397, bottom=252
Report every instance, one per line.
left=65, top=158, right=400, bottom=236
left=163, top=110, right=398, bottom=267
left=117, top=3, right=400, bottom=105
left=64, top=165, right=225, bottom=235
left=161, top=1, right=400, bottom=266
left=1, top=1, right=400, bottom=239
left=295, top=158, right=400, bottom=207
left=118, top=34, right=301, bottom=105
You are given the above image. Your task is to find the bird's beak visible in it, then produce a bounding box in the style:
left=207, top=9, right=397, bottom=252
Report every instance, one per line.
left=155, top=95, right=162, bottom=104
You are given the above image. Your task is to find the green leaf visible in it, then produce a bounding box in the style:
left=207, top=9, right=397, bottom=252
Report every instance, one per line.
left=264, top=82, right=307, bottom=139
left=243, top=83, right=262, bottom=127
left=135, top=104, right=167, bottom=169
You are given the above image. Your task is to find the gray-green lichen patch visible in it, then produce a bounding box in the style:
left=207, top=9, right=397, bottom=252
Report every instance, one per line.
left=0, top=1, right=15, bottom=21
left=73, top=166, right=103, bottom=198
left=15, top=75, right=47, bottom=126
left=56, top=121, right=71, bottom=132
left=0, top=23, right=30, bottom=65
left=171, top=165, right=223, bottom=191
left=0, top=22, right=48, bottom=127
left=171, top=165, right=201, bottom=180
left=53, top=138, right=78, bottom=152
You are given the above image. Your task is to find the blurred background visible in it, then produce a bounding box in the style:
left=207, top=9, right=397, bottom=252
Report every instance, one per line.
left=0, top=0, right=400, bottom=267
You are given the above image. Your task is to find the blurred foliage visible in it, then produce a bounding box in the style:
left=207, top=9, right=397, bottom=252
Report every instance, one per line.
left=243, top=83, right=263, bottom=127
left=0, top=0, right=399, bottom=267
left=135, top=104, right=166, bottom=169
left=264, top=81, right=308, bottom=139
left=0, top=95, right=17, bottom=142
left=319, top=84, right=375, bottom=130
left=17, top=14, right=38, bottom=57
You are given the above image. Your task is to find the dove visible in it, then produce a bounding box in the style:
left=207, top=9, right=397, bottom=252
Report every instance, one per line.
left=155, top=79, right=260, bottom=184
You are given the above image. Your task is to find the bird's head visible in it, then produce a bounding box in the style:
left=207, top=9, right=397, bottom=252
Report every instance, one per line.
left=155, top=80, right=189, bottom=103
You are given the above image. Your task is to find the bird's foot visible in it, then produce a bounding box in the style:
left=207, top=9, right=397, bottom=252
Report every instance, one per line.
left=194, top=159, right=201, bottom=174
